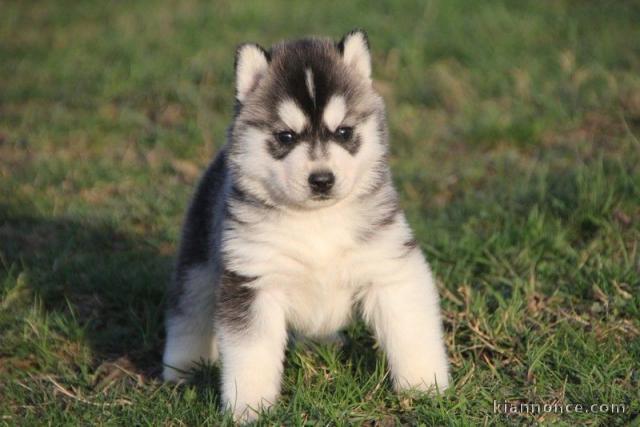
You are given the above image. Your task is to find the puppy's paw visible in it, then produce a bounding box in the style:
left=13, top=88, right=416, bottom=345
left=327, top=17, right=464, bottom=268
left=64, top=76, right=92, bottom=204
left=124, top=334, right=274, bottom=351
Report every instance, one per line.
left=233, top=406, right=260, bottom=424
left=393, top=363, right=450, bottom=394
left=225, top=400, right=272, bottom=425
left=162, top=364, right=190, bottom=383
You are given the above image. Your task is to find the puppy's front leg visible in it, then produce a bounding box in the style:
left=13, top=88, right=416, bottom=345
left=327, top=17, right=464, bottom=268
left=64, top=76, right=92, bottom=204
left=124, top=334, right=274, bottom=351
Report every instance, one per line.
left=218, top=285, right=287, bottom=422
left=362, top=249, right=450, bottom=392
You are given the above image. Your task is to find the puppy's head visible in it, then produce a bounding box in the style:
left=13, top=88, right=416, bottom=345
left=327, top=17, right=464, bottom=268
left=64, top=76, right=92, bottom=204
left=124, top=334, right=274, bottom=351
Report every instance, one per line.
left=229, top=30, right=388, bottom=209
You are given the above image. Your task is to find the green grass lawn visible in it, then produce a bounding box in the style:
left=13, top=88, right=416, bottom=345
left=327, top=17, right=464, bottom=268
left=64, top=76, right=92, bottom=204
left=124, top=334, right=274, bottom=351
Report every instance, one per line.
left=1, top=0, right=639, bottom=425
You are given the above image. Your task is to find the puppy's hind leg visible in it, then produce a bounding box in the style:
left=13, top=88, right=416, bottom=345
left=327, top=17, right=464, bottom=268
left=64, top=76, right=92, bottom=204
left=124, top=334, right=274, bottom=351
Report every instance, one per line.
left=163, top=264, right=219, bottom=382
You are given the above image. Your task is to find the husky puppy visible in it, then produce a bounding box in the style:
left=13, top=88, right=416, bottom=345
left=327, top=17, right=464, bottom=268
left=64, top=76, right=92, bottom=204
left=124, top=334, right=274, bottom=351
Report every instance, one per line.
left=163, top=30, right=450, bottom=421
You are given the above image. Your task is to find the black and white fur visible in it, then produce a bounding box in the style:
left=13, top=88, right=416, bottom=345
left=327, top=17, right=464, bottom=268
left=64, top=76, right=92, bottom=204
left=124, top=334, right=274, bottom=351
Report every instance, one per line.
left=163, top=30, right=450, bottom=421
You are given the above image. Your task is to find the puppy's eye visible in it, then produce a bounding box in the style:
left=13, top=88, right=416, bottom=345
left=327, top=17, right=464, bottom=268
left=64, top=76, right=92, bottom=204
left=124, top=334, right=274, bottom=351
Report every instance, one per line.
left=335, top=126, right=353, bottom=142
left=276, top=131, right=296, bottom=144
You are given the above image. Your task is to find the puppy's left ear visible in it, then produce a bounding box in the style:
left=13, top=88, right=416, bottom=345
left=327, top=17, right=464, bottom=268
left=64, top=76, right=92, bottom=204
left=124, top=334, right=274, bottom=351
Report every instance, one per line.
left=337, top=30, right=372, bottom=84
left=235, top=43, right=270, bottom=103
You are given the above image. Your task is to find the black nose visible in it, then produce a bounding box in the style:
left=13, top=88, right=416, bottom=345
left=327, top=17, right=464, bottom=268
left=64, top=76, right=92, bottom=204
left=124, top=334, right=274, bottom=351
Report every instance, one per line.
left=308, top=171, right=335, bottom=194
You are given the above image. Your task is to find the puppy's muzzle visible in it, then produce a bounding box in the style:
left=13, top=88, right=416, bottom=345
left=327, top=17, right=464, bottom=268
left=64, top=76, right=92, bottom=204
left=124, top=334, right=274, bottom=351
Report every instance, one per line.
left=308, top=170, right=335, bottom=195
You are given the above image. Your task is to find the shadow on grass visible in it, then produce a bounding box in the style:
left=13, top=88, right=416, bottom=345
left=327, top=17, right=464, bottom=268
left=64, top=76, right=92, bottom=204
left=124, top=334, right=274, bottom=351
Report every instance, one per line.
left=0, top=204, right=390, bottom=405
left=0, top=206, right=170, bottom=378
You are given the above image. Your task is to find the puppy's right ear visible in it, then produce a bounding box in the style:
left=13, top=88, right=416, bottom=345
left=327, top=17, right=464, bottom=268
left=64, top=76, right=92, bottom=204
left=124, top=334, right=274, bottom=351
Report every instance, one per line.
left=235, top=43, right=270, bottom=103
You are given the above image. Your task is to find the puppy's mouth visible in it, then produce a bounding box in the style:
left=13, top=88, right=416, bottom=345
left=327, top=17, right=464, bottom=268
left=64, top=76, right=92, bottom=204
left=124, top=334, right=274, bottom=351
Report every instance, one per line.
left=295, top=193, right=342, bottom=210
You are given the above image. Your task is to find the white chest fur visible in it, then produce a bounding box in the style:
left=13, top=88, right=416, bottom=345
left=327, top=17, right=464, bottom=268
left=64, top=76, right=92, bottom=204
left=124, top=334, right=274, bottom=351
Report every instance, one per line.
left=223, top=200, right=370, bottom=337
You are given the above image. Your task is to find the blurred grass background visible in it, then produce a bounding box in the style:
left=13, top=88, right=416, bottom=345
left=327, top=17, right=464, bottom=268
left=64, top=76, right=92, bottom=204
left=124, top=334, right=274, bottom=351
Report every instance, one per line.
left=1, top=0, right=639, bottom=425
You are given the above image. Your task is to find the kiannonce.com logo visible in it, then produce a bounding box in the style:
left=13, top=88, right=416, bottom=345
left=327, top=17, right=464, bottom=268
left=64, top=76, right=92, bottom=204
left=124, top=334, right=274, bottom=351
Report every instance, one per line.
left=493, top=400, right=627, bottom=415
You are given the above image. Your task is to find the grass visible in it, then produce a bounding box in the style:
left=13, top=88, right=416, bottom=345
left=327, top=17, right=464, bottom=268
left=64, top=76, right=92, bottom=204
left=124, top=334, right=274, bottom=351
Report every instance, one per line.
left=1, top=0, right=639, bottom=425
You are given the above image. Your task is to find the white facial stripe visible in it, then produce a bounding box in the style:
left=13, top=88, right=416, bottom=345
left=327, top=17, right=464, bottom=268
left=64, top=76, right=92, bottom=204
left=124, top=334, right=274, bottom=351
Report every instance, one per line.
left=323, top=95, right=346, bottom=132
left=277, top=100, right=308, bottom=133
left=305, top=68, right=315, bottom=104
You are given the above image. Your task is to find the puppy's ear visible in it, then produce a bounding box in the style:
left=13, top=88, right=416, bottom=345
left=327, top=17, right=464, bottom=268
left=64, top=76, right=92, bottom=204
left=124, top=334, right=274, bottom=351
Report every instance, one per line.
left=235, top=43, right=270, bottom=103
left=337, top=30, right=372, bottom=83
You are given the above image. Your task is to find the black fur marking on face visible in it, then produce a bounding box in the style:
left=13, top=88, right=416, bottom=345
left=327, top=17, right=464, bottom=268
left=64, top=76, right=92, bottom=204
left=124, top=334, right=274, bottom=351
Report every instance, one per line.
left=256, top=38, right=362, bottom=160
left=217, top=269, right=257, bottom=331
left=240, top=118, right=273, bottom=130
left=339, top=133, right=361, bottom=155
left=306, top=135, right=330, bottom=160
left=267, top=135, right=300, bottom=160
